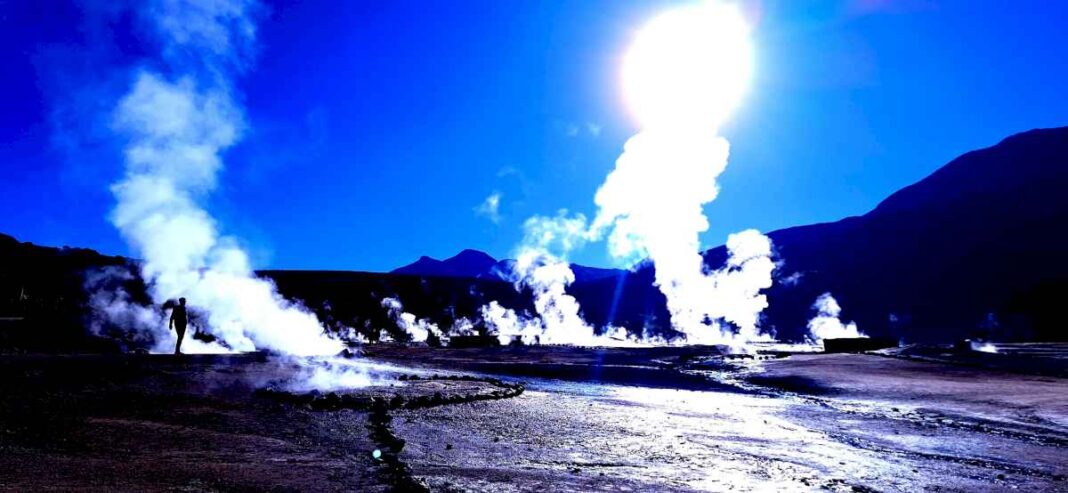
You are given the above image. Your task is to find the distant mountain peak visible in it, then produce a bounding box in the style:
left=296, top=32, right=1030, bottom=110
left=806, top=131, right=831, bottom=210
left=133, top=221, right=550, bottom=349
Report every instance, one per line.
left=391, top=248, right=627, bottom=282
left=391, top=249, right=499, bottom=278
left=451, top=249, right=495, bottom=261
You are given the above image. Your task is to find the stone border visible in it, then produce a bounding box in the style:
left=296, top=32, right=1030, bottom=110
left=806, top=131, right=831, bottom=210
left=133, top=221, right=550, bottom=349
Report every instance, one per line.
left=257, top=374, right=525, bottom=492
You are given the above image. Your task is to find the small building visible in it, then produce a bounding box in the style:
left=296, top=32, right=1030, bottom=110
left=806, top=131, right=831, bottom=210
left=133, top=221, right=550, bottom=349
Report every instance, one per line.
left=448, top=335, right=500, bottom=348
left=823, top=337, right=897, bottom=353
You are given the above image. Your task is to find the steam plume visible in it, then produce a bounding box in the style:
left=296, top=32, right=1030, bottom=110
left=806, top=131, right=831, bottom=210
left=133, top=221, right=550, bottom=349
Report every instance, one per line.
left=482, top=3, right=778, bottom=348
left=577, top=3, right=775, bottom=346
left=806, top=293, right=865, bottom=343
left=480, top=301, right=543, bottom=345
left=510, top=213, right=598, bottom=345
left=97, top=0, right=342, bottom=357
left=590, top=99, right=775, bottom=345
left=483, top=212, right=656, bottom=346
left=381, top=297, right=440, bottom=343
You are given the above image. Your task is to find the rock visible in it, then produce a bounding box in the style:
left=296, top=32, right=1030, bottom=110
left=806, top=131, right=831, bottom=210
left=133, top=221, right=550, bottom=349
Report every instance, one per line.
left=345, top=395, right=374, bottom=409
left=337, top=348, right=358, bottom=359
left=385, top=436, right=406, bottom=453
left=310, top=392, right=342, bottom=411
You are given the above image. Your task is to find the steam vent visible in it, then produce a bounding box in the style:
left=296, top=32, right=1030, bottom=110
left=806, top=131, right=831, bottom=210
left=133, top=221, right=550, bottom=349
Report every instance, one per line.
left=3, top=0, right=1068, bottom=490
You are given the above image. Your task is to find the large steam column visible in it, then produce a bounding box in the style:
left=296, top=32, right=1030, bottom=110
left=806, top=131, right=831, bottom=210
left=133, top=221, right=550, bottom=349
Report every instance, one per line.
left=594, top=2, right=773, bottom=345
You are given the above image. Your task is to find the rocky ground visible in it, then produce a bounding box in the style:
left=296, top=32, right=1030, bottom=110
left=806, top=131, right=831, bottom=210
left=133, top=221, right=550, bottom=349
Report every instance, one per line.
left=0, top=344, right=1066, bottom=492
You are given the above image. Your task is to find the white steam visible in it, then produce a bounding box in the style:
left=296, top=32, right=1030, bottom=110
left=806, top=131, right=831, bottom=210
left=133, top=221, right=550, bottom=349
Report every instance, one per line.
left=806, top=293, right=865, bottom=344
left=587, top=3, right=775, bottom=347
left=480, top=301, right=543, bottom=345
left=86, top=267, right=222, bottom=354
left=450, top=317, right=478, bottom=336
left=480, top=213, right=663, bottom=347
left=92, top=0, right=343, bottom=358
left=482, top=4, right=777, bottom=349
left=510, top=213, right=599, bottom=345
left=285, top=358, right=378, bottom=392
left=381, top=297, right=440, bottom=343
left=507, top=213, right=655, bottom=346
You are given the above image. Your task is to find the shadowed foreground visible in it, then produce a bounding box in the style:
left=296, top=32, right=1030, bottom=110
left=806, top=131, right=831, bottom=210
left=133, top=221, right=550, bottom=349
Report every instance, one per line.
left=1, top=346, right=1066, bottom=492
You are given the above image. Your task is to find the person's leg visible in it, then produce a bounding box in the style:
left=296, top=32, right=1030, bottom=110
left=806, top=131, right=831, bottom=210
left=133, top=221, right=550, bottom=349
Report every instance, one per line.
left=175, top=325, right=186, bottom=355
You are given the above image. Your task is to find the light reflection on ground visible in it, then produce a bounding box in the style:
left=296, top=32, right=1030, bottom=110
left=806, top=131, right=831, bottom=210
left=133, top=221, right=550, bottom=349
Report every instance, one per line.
left=388, top=353, right=1068, bottom=492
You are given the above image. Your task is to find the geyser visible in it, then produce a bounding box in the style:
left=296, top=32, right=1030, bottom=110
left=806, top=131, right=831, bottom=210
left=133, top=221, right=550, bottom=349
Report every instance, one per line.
left=93, top=0, right=344, bottom=360
left=591, top=1, right=776, bottom=346
left=806, top=293, right=865, bottom=344
left=487, top=1, right=777, bottom=348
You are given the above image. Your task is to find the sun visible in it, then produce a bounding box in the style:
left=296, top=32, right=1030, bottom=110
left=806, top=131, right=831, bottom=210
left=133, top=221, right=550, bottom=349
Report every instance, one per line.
left=622, top=1, right=754, bottom=130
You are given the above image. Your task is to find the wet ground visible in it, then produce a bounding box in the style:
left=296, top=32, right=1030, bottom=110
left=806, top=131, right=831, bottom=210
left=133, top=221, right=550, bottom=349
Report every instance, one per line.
left=1, top=345, right=1066, bottom=491
left=369, top=345, right=1068, bottom=492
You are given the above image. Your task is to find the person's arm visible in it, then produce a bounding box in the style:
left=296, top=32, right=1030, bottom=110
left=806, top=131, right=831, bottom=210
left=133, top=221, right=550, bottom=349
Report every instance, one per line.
left=169, top=310, right=174, bottom=330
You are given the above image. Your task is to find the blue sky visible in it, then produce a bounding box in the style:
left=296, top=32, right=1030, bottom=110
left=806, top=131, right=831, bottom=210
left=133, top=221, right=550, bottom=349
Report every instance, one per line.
left=2, top=1, right=1067, bottom=271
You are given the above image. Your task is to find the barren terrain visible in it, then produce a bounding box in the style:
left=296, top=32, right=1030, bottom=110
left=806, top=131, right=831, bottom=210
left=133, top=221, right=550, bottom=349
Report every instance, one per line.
left=1, top=345, right=1066, bottom=492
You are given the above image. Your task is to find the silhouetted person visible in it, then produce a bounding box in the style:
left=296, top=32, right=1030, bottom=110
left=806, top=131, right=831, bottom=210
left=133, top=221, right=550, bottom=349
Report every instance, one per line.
left=169, top=297, right=188, bottom=355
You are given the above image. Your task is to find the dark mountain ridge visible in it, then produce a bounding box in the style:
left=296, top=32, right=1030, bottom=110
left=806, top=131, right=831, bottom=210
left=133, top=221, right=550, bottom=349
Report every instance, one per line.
left=697, top=127, right=1068, bottom=341
left=0, top=233, right=132, bottom=352
left=391, top=249, right=499, bottom=278
left=3, top=127, right=1066, bottom=350
left=392, top=249, right=627, bottom=283
left=288, top=126, right=1068, bottom=343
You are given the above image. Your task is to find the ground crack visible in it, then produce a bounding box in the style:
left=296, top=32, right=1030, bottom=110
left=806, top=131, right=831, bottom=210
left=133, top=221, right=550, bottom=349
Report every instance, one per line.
left=258, top=374, right=525, bottom=492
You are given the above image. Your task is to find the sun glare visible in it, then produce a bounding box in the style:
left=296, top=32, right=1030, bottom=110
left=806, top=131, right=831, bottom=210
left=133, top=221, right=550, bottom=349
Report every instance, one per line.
left=622, top=1, right=754, bottom=129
